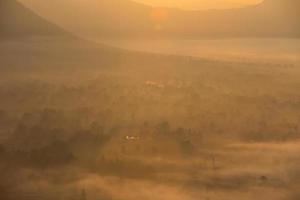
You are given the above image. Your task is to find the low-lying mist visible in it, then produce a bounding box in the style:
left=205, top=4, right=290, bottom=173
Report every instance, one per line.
left=1, top=39, right=300, bottom=200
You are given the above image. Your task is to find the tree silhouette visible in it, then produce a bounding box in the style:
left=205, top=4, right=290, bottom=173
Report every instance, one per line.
left=80, top=189, right=87, bottom=200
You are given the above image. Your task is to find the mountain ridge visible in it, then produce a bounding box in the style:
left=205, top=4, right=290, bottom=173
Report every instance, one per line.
left=11, top=0, right=300, bottom=38
left=0, top=0, right=69, bottom=38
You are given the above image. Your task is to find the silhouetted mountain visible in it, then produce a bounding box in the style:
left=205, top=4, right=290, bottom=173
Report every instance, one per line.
left=19, top=0, right=150, bottom=37
left=162, top=0, right=300, bottom=38
left=21, top=0, right=300, bottom=38
left=0, top=0, right=68, bottom=38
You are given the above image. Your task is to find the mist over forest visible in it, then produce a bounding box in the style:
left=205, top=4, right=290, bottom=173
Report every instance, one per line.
left=0, top=0, right=300, bottom=200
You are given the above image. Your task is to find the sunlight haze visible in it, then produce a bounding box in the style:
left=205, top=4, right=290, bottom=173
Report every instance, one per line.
left=135, top=0, right=263, bottom=9
left=1, top=0, right=300, bottom=200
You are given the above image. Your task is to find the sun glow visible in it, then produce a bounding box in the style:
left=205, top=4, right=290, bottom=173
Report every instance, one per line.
left=150, top=8, right=169, bottom=23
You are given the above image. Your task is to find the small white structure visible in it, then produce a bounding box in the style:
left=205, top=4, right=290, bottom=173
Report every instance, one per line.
left=125, top=135, right=140, bottom=141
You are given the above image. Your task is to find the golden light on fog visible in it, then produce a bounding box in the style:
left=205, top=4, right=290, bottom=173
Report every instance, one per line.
left=1, top=0, right=300, bottom=200
left=150, top=8, right=170, bottom=30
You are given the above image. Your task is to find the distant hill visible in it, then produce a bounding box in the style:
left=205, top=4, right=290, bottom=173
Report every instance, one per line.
left=20, top=0, right=300, bottom=38
left=0, top=0, right=68, bottom=38
left=159, top=0, right=300, bottom=38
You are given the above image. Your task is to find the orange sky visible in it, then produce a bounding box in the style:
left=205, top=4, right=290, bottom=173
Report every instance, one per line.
left=19, top=0, right=264, bottom=10
left=135, top=0, right=263, bottom=9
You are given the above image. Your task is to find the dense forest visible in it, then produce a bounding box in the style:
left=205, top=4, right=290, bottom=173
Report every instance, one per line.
left=1, top=51, right=300, bottom=199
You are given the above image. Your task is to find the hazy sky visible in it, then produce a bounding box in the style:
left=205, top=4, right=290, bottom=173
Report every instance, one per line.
left=135, top=0, right=263, bottom=9
left=20, top=0, right=264, bottom=11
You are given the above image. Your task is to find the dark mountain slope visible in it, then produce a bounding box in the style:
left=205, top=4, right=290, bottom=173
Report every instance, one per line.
left=0, top=0, right=68, bottom=38
left=0, top=0, right=194, bottom=75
